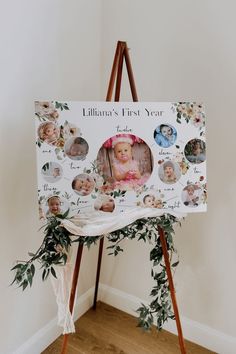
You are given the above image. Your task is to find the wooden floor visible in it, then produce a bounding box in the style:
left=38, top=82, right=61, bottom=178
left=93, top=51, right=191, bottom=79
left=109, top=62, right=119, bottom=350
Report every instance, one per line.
left=42, top=302, right=215, bottom=354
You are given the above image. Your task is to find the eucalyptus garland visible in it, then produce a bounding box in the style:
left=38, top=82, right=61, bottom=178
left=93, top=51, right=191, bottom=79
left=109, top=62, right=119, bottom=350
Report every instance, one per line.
left=11, top=212, right=180, bottom=331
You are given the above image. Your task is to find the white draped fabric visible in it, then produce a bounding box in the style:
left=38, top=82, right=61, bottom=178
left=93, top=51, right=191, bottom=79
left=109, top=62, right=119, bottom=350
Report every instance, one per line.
left=51, top=208, right=185, bottom=333
left=60, top=208, right=185, bottom=237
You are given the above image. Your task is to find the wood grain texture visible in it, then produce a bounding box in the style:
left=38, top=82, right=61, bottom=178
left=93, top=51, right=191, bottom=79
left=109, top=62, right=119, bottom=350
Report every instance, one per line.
left=42, top=302, right=215, bottom=354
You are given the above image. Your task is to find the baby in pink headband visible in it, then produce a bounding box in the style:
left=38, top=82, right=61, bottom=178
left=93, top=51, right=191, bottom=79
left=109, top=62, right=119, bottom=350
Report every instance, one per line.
left=112, top=136, right=141, bottom=182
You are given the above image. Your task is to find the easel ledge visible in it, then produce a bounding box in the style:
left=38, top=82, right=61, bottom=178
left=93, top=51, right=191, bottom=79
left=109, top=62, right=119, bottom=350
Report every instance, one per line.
left=60, top=41, right=187, bottom=354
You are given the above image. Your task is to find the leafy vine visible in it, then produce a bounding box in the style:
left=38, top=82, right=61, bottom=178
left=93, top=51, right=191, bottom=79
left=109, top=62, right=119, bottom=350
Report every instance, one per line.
left=11, top=213, right=180, bottom=331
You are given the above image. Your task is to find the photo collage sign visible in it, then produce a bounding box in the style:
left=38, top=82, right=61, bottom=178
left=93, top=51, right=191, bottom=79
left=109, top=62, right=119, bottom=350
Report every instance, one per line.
left=35, top=101, right=207, bottom=219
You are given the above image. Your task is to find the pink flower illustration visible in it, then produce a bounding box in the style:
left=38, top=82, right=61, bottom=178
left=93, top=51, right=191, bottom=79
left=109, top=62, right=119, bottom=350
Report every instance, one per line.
left=190, top=114, right=205, bottom=128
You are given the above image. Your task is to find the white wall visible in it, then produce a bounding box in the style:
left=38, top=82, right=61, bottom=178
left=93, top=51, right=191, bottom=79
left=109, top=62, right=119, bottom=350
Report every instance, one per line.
left=0, top=1, right=101, bottom=353
left=100, top=0, right=236, bottom=344
left=1, top=0, right=236, bottom=353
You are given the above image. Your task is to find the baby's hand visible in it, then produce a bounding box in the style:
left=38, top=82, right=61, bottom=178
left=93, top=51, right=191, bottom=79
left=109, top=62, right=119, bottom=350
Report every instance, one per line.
left=125, top=170, right=136, bottom=179
left=126, top=170, right=140, bottom=179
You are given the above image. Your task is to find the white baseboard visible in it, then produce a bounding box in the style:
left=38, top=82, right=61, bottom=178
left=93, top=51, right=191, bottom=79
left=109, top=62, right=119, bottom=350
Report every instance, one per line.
left=98, top=283, right=236, bottom=354
left=13, top=284, right=236, bottom=354
left=13, top=287, right=95, bottom=354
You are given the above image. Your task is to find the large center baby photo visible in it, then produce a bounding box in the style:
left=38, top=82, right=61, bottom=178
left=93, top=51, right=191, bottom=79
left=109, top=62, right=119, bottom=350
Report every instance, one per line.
left=35, top=101, right=207, bottom=219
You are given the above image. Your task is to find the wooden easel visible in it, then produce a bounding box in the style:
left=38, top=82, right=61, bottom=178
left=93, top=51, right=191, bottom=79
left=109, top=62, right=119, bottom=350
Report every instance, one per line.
left=61, top=41, right=186, bottom=354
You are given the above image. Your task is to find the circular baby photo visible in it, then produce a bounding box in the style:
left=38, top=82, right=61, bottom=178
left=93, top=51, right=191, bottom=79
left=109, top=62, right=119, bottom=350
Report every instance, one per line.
left=184, top=139, right=206, bottom=164
left=94, top=195, right=115, bottom=213
left=158, top=160, right=181, bottom=184
left=41, top=162, right=63, bottom=183
left=65, top=137, right=89, bottom=160
left=96, top=134, right=153, bottom=191
left=142, top=194, right=164, bottom=209
left=154, top=124, right=177, bottom=148
left=40, top=195, right=70, bottom=219
left=72, top=174, right=95, bottom=196
left=181, top=184, right=203, bottom=207
left=37, top=121, right=60, bottom=146
left=143, top=194, right=156, bottom=208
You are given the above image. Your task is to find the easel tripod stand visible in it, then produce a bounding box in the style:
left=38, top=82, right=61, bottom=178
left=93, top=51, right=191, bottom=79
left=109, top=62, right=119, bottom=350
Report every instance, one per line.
left=61, top=41, right=187, bottom=354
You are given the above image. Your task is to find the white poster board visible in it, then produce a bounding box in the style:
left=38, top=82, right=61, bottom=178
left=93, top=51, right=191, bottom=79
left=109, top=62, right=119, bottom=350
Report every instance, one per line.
left=35, top=101, right=207, bottom=219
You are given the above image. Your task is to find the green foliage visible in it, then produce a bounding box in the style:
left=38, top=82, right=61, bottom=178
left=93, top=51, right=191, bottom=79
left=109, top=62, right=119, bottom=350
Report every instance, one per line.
left=110, top=190, right=126, bottom=198
left=11, top=213, right=179, bottom=332
left=42, top=162, right=50, bottom=172
left=72, top=235, right=100, bottom=248
left=11, top=263, right=35, bottom=290
left=35, top=112, right=46, bottom=122
left=106, top=214, right=179, bottom=331
left=11, top=216, right=71, bottom=289
left=136, top=304, right=154, bottom=330
left=54, top=102, right=69, bottom=111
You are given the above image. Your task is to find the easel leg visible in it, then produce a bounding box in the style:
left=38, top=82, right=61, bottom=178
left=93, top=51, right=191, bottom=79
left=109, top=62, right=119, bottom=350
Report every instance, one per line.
left=106, top=41, right=122, bottom=101
left=115, top=42, right=125, bottom=101
left=60, top=242, right=84, bottom=354
left=123, top=46, right=138, bottom=101
left=93, top=237, right=104, bottom=309
left=92, top=42, right=126, bottom=312
left=158, top=226, right=186, bottom=354
left=106, top=41, right=138, bottom=102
